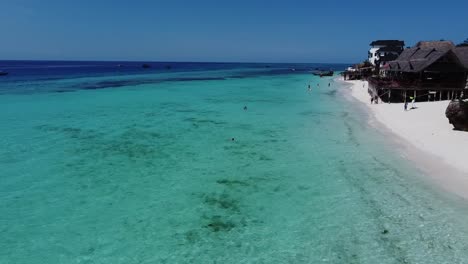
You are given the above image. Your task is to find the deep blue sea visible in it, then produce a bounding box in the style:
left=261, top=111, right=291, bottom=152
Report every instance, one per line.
left=2, top=61, right=468, bottom=263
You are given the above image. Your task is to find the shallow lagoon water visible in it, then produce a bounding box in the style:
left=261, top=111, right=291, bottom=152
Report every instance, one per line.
left=1, top=67, right=468, bottom=263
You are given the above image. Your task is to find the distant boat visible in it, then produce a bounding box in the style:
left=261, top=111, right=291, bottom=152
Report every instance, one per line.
left=0, top=71, right=8, bottom=76
left=142, top=64, right=151, bottom=68
left=312, top=69, right=334, bottom=77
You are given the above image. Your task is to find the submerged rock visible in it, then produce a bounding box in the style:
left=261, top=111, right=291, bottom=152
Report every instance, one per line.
left=446, top=99, right=468, bottom=131
left=205, top=216, right=235, bottom=232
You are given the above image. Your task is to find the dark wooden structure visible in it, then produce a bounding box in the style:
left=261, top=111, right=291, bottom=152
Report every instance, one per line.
left=370, top=40, right=405, bottom=47
left=455, top=46, right=468, bottom=75
left=342, top=61, right=374, bottom=80
left=342, top=67, right=373, bottom=80
left=369, top=41, right=468, bottom=103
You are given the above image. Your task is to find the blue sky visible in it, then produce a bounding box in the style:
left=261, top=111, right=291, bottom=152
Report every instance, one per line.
left=1, top=0, right=467, bottom=63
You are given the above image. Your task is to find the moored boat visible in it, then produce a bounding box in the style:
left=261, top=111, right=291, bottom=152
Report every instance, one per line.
left=311, top=69, right=334, bottom=77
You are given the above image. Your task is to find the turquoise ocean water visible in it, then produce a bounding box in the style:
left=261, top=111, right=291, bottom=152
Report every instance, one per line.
left=1, top=63, right=468, bottom=263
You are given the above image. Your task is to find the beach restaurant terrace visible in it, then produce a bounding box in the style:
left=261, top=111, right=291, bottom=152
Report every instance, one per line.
left=368, top=41, right=468, bottom=103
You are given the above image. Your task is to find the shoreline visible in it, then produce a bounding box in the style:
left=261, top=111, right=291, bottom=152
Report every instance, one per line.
left=339, top=77, right=468, bottom=200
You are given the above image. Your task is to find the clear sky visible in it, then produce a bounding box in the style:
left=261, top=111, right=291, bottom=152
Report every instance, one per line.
left=1, top=0, right=467, bottom=63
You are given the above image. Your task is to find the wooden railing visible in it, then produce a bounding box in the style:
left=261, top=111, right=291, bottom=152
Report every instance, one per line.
left=368, top=77, right=466, bottom=90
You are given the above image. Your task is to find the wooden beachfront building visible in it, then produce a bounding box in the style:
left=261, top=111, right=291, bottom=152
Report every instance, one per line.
left=368, top=41, right=468, bottom=103
left=455, top=46, right=468, bottom=85
left=342, top=65, right=373, bottom=80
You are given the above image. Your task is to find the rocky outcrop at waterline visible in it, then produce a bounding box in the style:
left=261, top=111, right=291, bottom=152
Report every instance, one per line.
left=446, top=99, right=468, bottom=131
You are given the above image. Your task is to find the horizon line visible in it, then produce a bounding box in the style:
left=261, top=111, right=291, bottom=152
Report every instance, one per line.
left=0, top=59, right=356, bottom=65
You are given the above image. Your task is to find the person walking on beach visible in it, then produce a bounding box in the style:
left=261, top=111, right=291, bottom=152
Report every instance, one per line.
left=410, top=96, right=415, bottom=109
left=404, top=101, right=408, bottom=111
left=371, top=97, right=374, bottom=104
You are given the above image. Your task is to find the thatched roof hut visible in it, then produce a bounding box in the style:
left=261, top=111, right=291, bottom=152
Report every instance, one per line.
left=370, top=41, right=468, bottom=103
left=415, top=40, right=455, bottom=50
left=386, top=41, right=466, bottom=73
left=454, top=47, right=468, bottom=69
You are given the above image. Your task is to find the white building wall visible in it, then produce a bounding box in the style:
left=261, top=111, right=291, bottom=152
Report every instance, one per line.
left=368, top=47, right=380, bottom=66
left=369, top=45, right=402, bottom=66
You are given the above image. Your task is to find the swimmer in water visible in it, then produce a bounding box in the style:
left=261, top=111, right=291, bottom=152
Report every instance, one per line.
left=243, top=106, right=247, bottom=110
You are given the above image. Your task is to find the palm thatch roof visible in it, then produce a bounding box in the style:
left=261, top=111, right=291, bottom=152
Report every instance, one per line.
left=386, top=41, right=466, bottom=72
left=415, top=40, right=455, bottom=50
left=378, top=46, right=404, bottom=52
left=454, top=47, right=468, bottom=69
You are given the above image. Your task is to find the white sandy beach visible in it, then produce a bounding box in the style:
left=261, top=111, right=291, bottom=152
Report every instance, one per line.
left=343, top=79, right=468, bottom=198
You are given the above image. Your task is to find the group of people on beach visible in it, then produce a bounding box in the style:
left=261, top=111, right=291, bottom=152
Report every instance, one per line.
left=369, top=93, right=416, bottom=111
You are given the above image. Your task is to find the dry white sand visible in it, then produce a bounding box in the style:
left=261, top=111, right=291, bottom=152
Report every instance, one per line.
left=342, top=78, right=468, bottom=199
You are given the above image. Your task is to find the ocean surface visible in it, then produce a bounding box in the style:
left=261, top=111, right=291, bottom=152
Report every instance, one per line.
left=1, top=61, right=468, bottom=263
